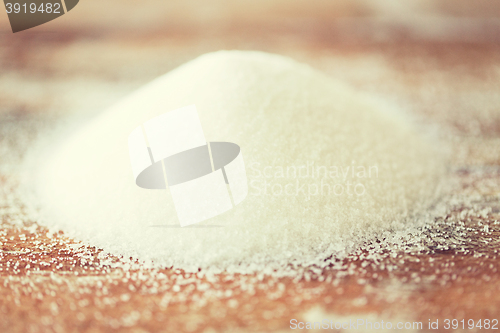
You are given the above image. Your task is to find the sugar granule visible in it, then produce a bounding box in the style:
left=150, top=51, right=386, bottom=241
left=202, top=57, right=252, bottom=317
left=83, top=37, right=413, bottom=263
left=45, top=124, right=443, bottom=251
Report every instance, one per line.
left=25, top=51, right=446, bottom=275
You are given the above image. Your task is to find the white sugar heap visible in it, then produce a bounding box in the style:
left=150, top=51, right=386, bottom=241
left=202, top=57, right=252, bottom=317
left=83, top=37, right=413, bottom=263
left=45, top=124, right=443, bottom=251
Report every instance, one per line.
left=25, top=51, right=446, bottom=275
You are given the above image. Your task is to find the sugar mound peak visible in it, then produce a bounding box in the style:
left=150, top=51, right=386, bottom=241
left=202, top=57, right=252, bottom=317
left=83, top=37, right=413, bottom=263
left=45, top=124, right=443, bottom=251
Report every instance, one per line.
left=29, top=51, right=445, bottom=274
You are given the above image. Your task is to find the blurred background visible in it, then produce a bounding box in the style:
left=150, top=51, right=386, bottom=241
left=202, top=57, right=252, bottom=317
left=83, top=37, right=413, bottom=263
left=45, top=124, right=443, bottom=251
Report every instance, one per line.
left=1, top=0, right=500, bottom=163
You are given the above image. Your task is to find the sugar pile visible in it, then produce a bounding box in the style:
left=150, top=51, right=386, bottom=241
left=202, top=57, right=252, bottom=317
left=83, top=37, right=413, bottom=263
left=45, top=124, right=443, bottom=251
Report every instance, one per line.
left=25, top=51, right=446, bottom=275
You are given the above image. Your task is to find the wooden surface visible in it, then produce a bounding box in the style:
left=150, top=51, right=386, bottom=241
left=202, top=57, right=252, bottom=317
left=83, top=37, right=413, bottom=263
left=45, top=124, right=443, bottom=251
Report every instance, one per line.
left=1, top=1, right=500, bottom=332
